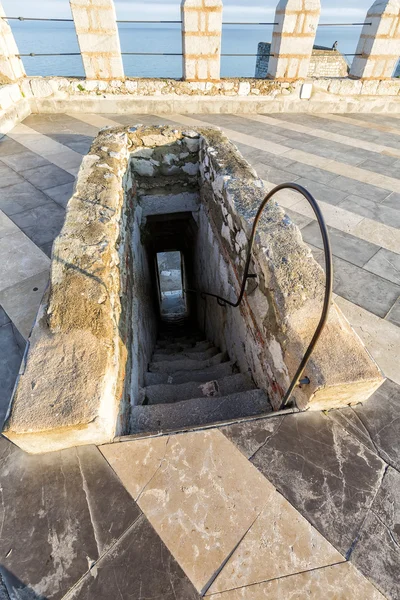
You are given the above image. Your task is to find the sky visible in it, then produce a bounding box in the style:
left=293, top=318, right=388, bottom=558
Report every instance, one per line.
left=2, top=0, right=374, bottom=22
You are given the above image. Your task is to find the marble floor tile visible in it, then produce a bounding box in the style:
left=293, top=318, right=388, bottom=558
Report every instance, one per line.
left=66, top=514, right=200, bottom=600
left=358, top=157, right=400, bottom=179
left=353, top=217, right=400, bottom=254
left=350, top=467, right=400, bottom=600
left=0, top=305, right=10, bottom=326
left=0, top=230, right=50, bottom=291
left=0, top=163, right=25, bottom=189
left=104, top=430, right=276, bottom=593
left=339, top=194, right=400, bottom=229
left=19, top=163, right=75, bottom=191
left=44, top=181, right=75, bottom=208
left=253, top=162, right=300, bottom=185
left=208, top=491, right=344, bottom=594
left=1, top=150, right=50, bottom=173
left=329, top=254, right=400, bottom=318
left=363, top=248, right=400, bottom=285
left=330, top=176, right=391, bottom=203
left=251, top=411, right=386, bottom=555
left=386, top=298, right=400, bottom=327
left=0, top=210, right=20, bottom=239
left=350, top=379, right=400, bottom=471
left=291, top=177, right=349, bottom=206
left=284, top=162, right=339, bottom=185
left=335, top=296, right=400, bottom=385
left=242, top=147, right=295, bottom=170
left=39, top=240, right=53, bottom=258
left=0, top=269, right=49, bottom=339
left=209, top=562, right=385, bottom=599
left=0, top=137, right=27, bottom=156
left=0, top=322, right=22, bottom=426
left=220, top=416, right=285, bottom=459
left=10, top=202, right=66, bottom=246
left=381, top=191, right=400, bottom=211
left=101, top=436, right=170, bottom=501
left=302, top=222, right=379, bottom=268
left=0, top=440, right=141, bottom=600
left=0, top=180, right=53, bottom=216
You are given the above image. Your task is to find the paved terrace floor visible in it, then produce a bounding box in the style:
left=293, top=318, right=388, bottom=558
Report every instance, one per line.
left=0, top=112, right=399, bottom=599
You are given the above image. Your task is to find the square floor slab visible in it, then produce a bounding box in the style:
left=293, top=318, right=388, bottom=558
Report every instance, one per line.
left=10, top=202, right=66, bottom=246
left=0, top=180, right=53, bottom=216
left=0, top=163, right=25, bottom=189
left=363, top=247, right=400, bottom=285
left=68, top=514, right=200, bottom=600
left=350, top=466, right=400, bottom=600
left=0, top=230, right=49, bottom=291
left=0, top=210, right=20, bottom=239
left=208, top=490, right=344, bottom=595
left=0, top=269, right=49, bottom=339
left=1, top=150, right=50, bottom=173
left=43, top=181, right=75, bottom=209
left=250, top=411, right=386, bottom=556
left=209, top=562, right=385, bottom=599
left=102, top=430, right=276, bottom=594
left=0, top=322, right=22, bottom=426
left=20, top=163, right=75, bottom=191
left=386, top=298, right=400, bottom=327
left=0, top=441, right=141, bottom=600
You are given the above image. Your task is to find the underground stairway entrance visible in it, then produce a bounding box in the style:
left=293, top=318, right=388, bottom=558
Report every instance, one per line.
left=3, top=125, right=384, bottom=454
left=131, top=211, right=273, bottom=436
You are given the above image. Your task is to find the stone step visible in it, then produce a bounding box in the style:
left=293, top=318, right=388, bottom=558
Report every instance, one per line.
left=148, top=352, right=228, bottom=374
left=157, top=334, right=205, bottom=345
left=151, top=346, right=219, bottom=363
left=155, top=340, right=214, bottom=354
left=144, top=361, right=236, bottom=386
left=143, top=373, right=256, bottom=405
left=131, top=389, right=272, bottom=434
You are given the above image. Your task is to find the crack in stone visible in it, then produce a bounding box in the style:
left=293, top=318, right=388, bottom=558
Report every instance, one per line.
left=136, top=437, right=171, bottom=503
left=75, top=448, right=102, bottom=558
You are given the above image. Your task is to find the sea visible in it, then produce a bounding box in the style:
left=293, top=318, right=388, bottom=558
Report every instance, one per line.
left=9, top=21, right=369, bottom=79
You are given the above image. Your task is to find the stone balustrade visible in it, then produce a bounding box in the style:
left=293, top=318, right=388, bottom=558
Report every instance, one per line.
left=0, top=0, right=399, bottom=83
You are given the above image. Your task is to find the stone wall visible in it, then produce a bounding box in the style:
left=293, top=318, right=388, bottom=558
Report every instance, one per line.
left=255, top=43, right=349, bottom=79
left=193, top=129, right=383, bottom=411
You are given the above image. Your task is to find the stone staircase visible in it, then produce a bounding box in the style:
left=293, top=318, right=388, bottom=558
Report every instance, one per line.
left=130, top=327, right=272, bottom=435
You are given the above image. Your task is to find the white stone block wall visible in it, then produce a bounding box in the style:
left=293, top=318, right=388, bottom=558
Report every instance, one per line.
left=350, top=0, right=400, bottom=79
left=267, top=0, right=321, bottom=80
left=69, top=0, right=124, bottom=80
left=181, top=0, right=223, bottom=81
left=0, top=2, right=25, bottom=82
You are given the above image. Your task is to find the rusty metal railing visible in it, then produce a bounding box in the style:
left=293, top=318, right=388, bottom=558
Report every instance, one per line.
left=185, top=183, right=333, bottom=410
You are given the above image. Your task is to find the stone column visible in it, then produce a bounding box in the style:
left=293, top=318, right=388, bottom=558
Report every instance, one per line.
left=350, top=0, right=400, bottom=79
left=69, top=0, right=124, bottom=80
left=0, top=3, right=25, bottom=82
left=267, top=0, right=321, bottom=80
left=181, top=0, right=223, bottom=81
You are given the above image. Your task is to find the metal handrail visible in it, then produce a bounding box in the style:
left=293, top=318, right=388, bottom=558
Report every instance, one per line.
left=185, top=183, right=333, bottom=410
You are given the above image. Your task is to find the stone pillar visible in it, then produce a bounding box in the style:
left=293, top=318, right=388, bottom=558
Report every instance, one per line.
left=267, top=0, right=321, bottom=80
left=69, top=0, right=124, bottom=80
left=181, top=0, right=223, bottom=81
left=350, top=0, right=400, bottom=79
left=0, top=3, right=25, bottom=82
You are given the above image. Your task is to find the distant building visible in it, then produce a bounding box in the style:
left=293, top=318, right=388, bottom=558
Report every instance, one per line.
left=255, top=42, right=349, bottom=79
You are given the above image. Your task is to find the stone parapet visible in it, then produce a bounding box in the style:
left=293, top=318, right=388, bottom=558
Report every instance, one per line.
left=350, top=0, right=400, bottom=79
left=181, top=0, right=223, bottom=81
left=69, top=0, right=124, bottom=80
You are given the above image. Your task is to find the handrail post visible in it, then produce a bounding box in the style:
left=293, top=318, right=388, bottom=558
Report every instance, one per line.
left=0, top=2, right=25, bottom=81
left=69, top=0, right=124, bottom=80
left=181, top=0, right=223, bottom=81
